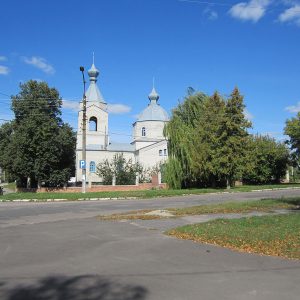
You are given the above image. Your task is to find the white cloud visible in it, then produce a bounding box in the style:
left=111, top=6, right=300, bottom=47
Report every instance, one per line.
left=244, top=108, right=254, bottom=120
left=262, top=132, right=286, bottom=141
left=62, top=100, right=131, bottom=115
left=62, top=99, right=80, bottom=111
left=22, top=56, right=55, bottom=74
left=107, top=104, right=131, bottom=114
left=0, top=56, right=7, bottom=61
left=0, top=65, right=9, bottom=75
left=285, top=101, right=300, bottom=113
left=278, top=5, right=300, bottom=25
left=229, top=0, right=271, bottom=22
left=203, top=7, right=218, bottom=20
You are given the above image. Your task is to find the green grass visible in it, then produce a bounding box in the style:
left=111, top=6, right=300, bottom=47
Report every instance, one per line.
left=0, top=183, right=300, bottom=201
left=98, top=197, right=300, bottom=221
left=169, top=198, right=299, bottom=216
left=168, top=213, right=300, bottom=259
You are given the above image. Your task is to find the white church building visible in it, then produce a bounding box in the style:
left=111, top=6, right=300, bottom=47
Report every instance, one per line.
left=75, top=61, right=169, bottom=184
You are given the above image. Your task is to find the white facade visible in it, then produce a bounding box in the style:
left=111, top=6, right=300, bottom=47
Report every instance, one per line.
left=75, top=61, right=169, bottom=183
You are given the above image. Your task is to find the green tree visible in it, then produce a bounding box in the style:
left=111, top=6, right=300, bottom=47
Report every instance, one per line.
left=285, top=112, right=300, bottom=164
left=243, top=135, right=289, bottom=184
left=190, top=92, right=226, bottom=187
left=0, top=122, right=14, bottom=182
left=97, top=153, right=144, bottom=185
left=164, top=92, right=208, bottom=188
left=0, top=80, right=76, bottom=188
left=219, top=87, right=252, bottom=188
left=164, top=87, right=252, bottom=189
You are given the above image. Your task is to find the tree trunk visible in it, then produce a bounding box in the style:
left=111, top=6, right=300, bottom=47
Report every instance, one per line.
left=226, top=177, right=230, bottom=189
left=26, top=176, right=31, bottom=189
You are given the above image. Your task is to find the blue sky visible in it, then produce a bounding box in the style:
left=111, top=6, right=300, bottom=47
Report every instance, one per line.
left=1, top=0, right=300, bottom=143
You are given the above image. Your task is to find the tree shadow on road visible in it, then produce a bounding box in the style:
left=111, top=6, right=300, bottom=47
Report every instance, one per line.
left=2, top=275, right=148, bottom=300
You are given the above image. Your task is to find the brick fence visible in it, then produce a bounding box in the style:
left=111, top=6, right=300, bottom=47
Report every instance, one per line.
left=36, top=183, right=167, bottom=193
left=17, top=174, right=167, bottom=193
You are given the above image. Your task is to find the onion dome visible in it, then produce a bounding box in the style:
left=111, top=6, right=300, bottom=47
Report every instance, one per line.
left=148, top=87, right=159, bottom=103
left=137, top=87, right=169, bottom=122
left=87, top=63, right=99, bottom=82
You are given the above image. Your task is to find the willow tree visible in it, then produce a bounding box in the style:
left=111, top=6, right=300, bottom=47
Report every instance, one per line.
left=164, top=92, right=208, bottom=188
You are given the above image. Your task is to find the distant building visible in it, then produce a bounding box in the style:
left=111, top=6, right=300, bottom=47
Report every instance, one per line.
left=75, top=61, right=169, bottom=183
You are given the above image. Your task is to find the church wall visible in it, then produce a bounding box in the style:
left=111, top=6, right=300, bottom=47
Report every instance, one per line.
left=133, top=120, right=167, bottom=142
left=137, top=140, right=168, bottom=169
left=132, top=141, right=156, bottom=151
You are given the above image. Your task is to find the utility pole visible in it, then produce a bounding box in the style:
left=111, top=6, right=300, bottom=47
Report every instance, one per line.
left=80, top=66, right=87, bottom=193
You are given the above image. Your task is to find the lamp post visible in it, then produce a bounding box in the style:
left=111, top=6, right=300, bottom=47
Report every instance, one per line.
left=80, top=66, right=87, bottom=193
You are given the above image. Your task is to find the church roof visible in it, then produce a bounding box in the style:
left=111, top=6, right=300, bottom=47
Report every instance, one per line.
left=85, top=62, right=106, bottom=104
left=137, top=87, right=169, bottom=122
left=107, top=143, right=135, bottom=152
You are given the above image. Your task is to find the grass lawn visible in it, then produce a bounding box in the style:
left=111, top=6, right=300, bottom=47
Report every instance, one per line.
left=167, top=213, right=300, bottom=259
left=98, top=197, right=300, bottom=220
left=0, top=183, right=300, bottom=201
left=169, top=198, right=299, bottom=215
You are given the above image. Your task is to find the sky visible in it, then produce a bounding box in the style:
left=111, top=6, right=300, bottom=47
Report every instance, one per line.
left=1, top=0, right=300, bottom=143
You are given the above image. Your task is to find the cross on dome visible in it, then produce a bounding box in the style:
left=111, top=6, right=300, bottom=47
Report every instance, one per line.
left=88, top=52, right=99, bottom=82
left=85, top=53, right=106, bottom=104
left=148, top=78, right=159, bottom=103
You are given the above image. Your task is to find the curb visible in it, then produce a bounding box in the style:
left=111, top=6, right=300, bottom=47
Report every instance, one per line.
left=1, top=186, right=300, bottom=203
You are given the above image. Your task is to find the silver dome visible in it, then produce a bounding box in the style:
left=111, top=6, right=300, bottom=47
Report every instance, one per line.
left=137, top=87, right=169, bottom=122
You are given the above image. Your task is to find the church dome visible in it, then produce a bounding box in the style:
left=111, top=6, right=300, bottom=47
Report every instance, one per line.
left=88, top=63, right=99, bottom=80
left=137, top=87, right=169, bottom=122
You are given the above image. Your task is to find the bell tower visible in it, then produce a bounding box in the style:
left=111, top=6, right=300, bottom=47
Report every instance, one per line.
left=76, top=58, right=109, bottom=153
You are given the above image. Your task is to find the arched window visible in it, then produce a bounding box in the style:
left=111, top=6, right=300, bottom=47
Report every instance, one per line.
left=142, top=127, right=146, bottom=137
left=159, top=150, right=163, bottom=156
left=89, top=117, right=97, bottom=131
left=90, top=161, right=96, bottom=173
left=164, top=149, right=167, bottom=156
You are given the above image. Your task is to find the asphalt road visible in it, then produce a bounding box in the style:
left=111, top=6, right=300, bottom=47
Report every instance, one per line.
left=0, top=189, right=299, bottom=300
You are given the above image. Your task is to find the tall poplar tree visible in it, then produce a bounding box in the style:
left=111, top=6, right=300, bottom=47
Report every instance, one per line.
left=190, top=92, right=226, bottom=187
left=219, top=87, right=252, bottom=188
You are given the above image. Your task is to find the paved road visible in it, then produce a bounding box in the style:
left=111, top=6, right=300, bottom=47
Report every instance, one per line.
left=0, top=189, right=299, bottom=300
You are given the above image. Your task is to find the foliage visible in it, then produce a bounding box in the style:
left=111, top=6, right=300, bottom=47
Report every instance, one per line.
left=164, top=88, right=251, bottom=188
left=285, top=111, right=300, bottom=164
left=96, top=153, right=145, bottom=185
left=0, top=80, right=76, bottom=188
left=243, top=135, right=289, bottom=184
left=289, top=165, right=300, bottom=183
left=219, top=88, right=252, bottom=187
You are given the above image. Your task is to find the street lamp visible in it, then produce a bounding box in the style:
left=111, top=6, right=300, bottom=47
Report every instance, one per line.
left=80, top=66, right=87, bottom=193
